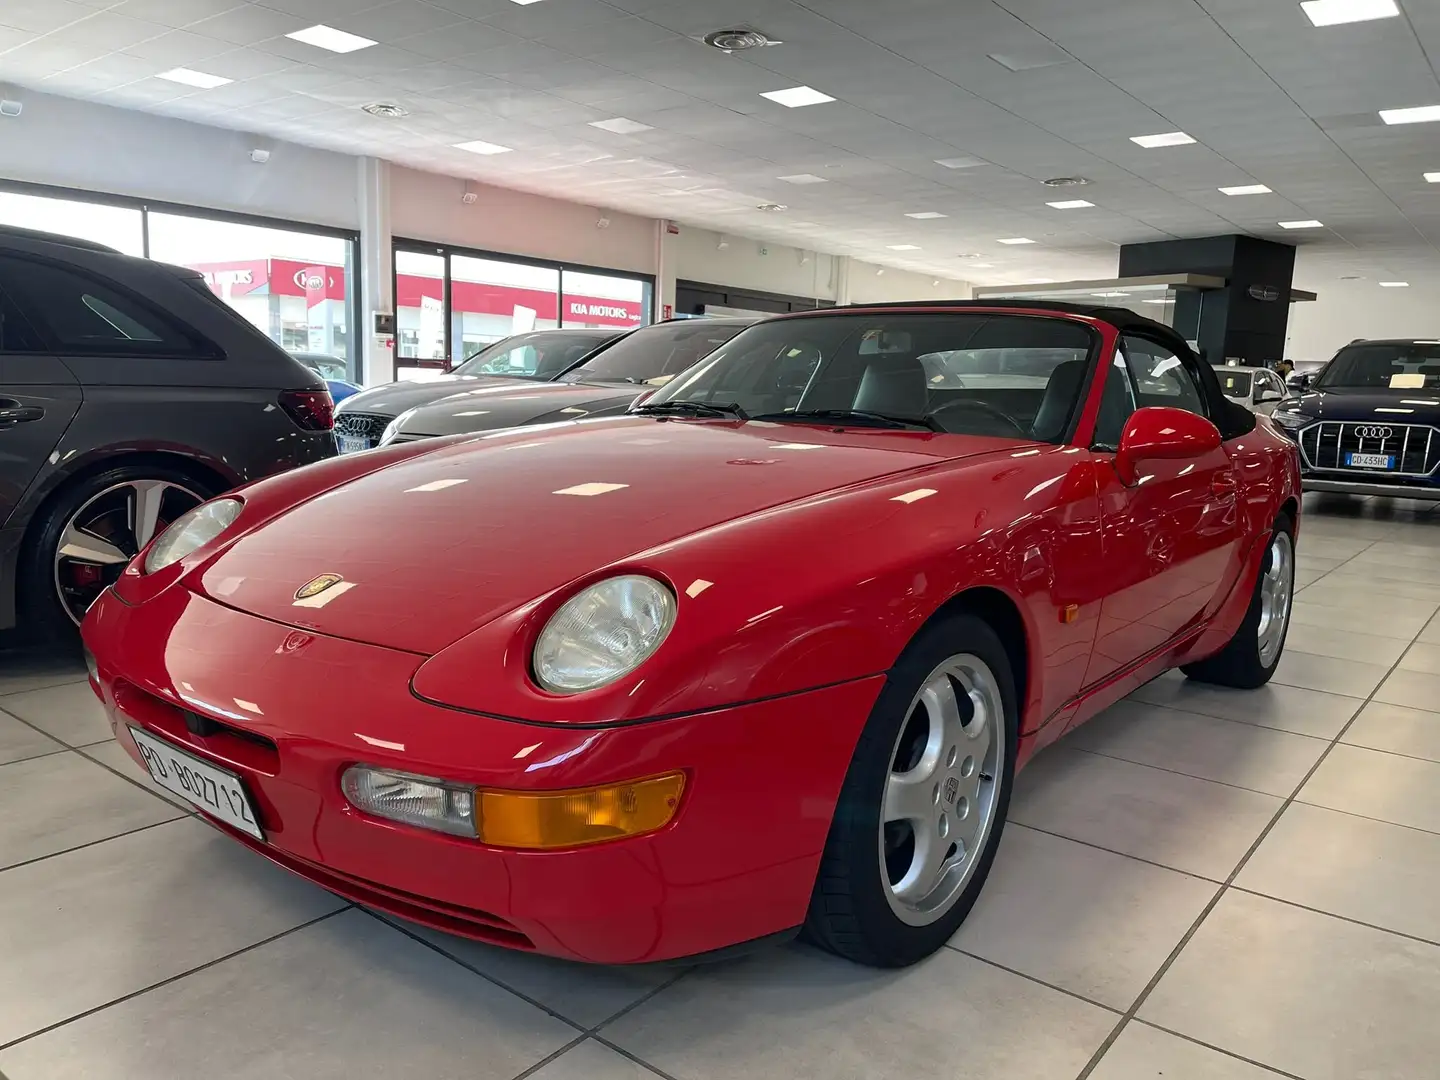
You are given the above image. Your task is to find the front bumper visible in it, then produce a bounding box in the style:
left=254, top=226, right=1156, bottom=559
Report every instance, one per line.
left=1301, top=476, right=1440, bottom=500
left=82, top=586, right=882, bottom=964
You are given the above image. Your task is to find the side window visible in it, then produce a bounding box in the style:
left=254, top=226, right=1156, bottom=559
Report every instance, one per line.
left=1121, top=335, right=1207, bottom=416
left=1092, top=349, right=1139, bottom=449
left=0, top=285, right=46, bottom=353
left=0, top=255, right=203, bottom=357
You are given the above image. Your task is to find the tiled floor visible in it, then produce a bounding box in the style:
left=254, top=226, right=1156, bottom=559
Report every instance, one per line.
left=3, top=492, right=1440, bottom=1079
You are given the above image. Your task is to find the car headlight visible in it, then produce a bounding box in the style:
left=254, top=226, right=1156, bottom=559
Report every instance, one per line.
left=1270, top=408, right=1306, bottom=431
left=142, top=498, right=242, bottom=574
left=533, top=575, right=677, bottom=693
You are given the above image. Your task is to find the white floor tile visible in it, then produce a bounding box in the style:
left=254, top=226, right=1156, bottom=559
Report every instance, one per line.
left=395, top=919, right=679, bottom=1028
left=602, top=945, right=1117, bottom=1080
left=1282, top=624, right=1409, bottom=667
left=0, top=681, right=112, bottom=747
left=1236, top=801, right=1440, bottom=942
left=1342, top=701, right=1440, bottom=763
left=529, top=1041, right=660, bottom=1080
left=1300, top=743, right=1440, bottom=835
left=1011, top=747, right=1282, bottom=880
left=1128, top=672, right=1362, bottom=739
left=0, top=713, right=63, bottom=766
left=1141, top=891, right=1440, bottom=1080
left=1375, top=668, right=1440, bottom=711
left=0, top=911, right=576, bottom=1080
left=1091, top=1022, right=1290, bottom=1079
left=1271, top=650, right=1391, bottom=698
left=1066, top=701, right=1328, bottom=797
left=0, top=752, right=181, bottom=869
left=0, top=651, right=87, bottom=696
left=949, top=826, right=1217, bottom=1009
left=0, top=818, right=345, bottom=1044
left=1399, top=641, right=1440, bottom=674
left=1289, top=601, right=1430, bottom=640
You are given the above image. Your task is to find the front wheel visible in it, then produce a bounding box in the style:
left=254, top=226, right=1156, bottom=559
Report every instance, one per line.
left=803, top=614, right=1017, bottom=967
left=1182, top=513, right=1295, bottom=689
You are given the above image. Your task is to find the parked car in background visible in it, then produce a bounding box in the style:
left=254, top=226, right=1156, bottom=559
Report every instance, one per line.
left=0, top=225, right=336, bottom=638
left=374, top=317, right=756, bottom=447
left=1286, top=357, right=1328, bottom=390
left=291, top=351, right=361, bottom=404
left=334, top=327, right=623, bottom=453
left=1271, top=338, right=1440, bottom=500
left=1213, top=364, right=1290, bottom=414
left=85, top=300, right=1299, bottom=969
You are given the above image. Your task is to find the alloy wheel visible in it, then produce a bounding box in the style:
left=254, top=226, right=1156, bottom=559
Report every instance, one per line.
left=52, top=479, right=203, bottom=626
left=879, top=653, right=1006, bottom=927
left=1256, top=529, right=1294, bottom=667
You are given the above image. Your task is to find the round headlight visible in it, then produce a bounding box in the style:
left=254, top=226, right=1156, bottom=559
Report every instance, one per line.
left=142, top=498, right=242, bottom=575
left=533, top=575, right=677, bottom=693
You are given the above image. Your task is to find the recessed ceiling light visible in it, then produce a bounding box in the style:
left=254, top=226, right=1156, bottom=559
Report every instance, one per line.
left=1279, top=219, right=1325, bottom=229
left=1131, top=131, right=1196, bottom=148
left=756, top=203, right=787, bottom=212
left=935, top=156, right=987, bottom=169
left=1379, top=281, right=1410, bottom=287
left=703, top=28, right=778, bottom=51
left=1380, top=104, right=1440, bottom=125
left=777, top=173, right=827, bottom=184
left=966, top=262, right=995, bottom=268
left=285, top=24, right=377, bottom=53
left=156, top=68, right=232, bottom=89
left=760, top=85, right=834, bottom=108
left=589, top=117, right=652, bottom=134
left=453, top=139, right=513, bottom=155
left=1041, top=176, right=1091, bottom=187
left=887, top=244, right=921, bottom=251
left=1220, top=184, right=1272, bottom=195
left=1093, top=291, right=1129, bottom=297
left=509, top=0, right=547, bottom=4
left=957, top=252, right=985, bottom=259
left=1301, top=0, right=1399, bottom=27
left=905, top=211, right=947, bottom=219
left=362, top=102, right=408, bottom=118
left=1425, top=171, right=1440, bottom=183
left=996, top=237, right=1036, bottom=245
left=1047, top=199, right=1094, bottom=209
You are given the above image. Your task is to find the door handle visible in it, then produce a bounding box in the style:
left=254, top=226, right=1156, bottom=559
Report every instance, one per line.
left=0, top=405, right=45, bottom=425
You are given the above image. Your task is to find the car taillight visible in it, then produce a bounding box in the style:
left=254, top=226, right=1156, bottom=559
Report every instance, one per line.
left=278, top=389, right=334, bottom=431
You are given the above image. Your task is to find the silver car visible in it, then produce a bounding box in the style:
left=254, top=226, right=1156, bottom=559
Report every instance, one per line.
left=1213, top=365, right=1289, bottom=415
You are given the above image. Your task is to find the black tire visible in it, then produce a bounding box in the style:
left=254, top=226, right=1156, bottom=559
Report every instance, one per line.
left=19, top=464, right=213, bottom=642
left=803, top=613, right=1019, bottom=967
left=1182, top=511, right=1295, bottom=689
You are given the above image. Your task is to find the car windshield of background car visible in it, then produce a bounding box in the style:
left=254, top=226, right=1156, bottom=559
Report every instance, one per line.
left=1317, top=343, right=1440, bottom=390
left=1216, top=369, right=1254, bottom=399
left=645, top=314, right=1096, bottom=440
left=558, top=321, right=749, bottom=386
left=293, top=352, right=347, bottom=381
left=452, top=331, right=610, bottom=379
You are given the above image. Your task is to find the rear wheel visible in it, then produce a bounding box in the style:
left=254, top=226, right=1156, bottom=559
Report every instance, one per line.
left=1182, top=513, right=1295, bottom=689
left=21, top=466, right=210, bottom=640
left=804, top=614, right=1017, bottom=967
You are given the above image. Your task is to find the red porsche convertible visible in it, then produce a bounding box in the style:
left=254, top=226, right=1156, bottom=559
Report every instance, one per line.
left=83, top=301, right=1299, bottom=968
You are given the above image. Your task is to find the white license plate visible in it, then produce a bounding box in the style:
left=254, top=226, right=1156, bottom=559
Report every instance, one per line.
left=337, top=434, right=370, bottom=454
left=128, top=726, right=264, bottom=840
left=1346, top=452, right=1394, bottom=469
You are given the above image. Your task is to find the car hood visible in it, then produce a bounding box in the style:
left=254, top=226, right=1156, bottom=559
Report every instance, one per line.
left=337, top=374, right=535, bottom=418
left=397, top=383, right=643, bottom=437
left=1288, top=387, right=1440, bottom=422
left=194, top=419, right=1026, bottom=654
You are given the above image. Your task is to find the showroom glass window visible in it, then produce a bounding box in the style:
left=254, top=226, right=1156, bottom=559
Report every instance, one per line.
left=560, top=269, right=650, bottom=333
left=0, top=191, right=145, bottom=257
left=451, top=254, right=560, bottom=361
left=148, top=211, right=355, bottom=373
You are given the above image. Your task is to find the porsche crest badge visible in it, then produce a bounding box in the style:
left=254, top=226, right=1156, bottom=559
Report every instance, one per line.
left=295, top=573, right=344, bottom=601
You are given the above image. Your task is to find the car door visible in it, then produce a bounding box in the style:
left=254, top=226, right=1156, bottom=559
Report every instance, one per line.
left=0, top=281, right=82, bottom=532
left=1083, top=334, right=1244, bottom=686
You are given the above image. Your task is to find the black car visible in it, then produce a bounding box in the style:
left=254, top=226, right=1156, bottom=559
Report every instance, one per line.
left=0, top=225, right=336, bottom=637
left=367, top=317, right=757, bottom=448
left=1271, top=338, right=1440, bottom=500
left=334, top=327, right=623, bottom=453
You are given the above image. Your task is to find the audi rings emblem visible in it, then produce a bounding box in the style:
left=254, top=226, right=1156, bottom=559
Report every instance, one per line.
left=1354, top=426, right=1393, bottom=439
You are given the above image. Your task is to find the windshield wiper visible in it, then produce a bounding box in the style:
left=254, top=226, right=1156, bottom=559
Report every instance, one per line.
left=750, top=409, right=943, bottom=431
left=633, top=400, right=749, bottom=420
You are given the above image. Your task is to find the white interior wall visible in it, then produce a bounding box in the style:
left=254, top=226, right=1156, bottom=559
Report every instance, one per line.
left=1285, top=280, right=1439, bottom=362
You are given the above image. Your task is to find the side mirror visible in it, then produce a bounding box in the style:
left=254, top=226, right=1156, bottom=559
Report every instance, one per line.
left=1256, top=387, right=1284, bottom=404
left=1115, top=406, right=1222, bottom=486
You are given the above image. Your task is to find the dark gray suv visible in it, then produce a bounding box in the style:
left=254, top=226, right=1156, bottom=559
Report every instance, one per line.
left=0, top=225, right=337, bottom=638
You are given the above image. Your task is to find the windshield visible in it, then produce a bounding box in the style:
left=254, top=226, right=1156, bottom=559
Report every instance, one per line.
left=644, top=313, right=1098, bottom=440
left=1317, top=343, right=1440, bottom=390
left=292, top=352, right=347, bottom=381
left=452, top=330, right=614, bottom=379
left=1215, top=369, right=1254, bottom=398
left=560, top=320, right=749, bottom=385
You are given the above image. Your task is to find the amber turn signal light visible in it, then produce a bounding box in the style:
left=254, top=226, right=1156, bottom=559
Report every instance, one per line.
left=478, top=773, right=686, bottom=850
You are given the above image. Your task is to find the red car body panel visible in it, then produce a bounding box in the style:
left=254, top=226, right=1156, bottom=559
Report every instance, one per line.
left=82, top=305, right=1301, bottom=963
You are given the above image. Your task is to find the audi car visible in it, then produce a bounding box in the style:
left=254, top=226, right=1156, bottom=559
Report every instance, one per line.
left=84, top=300, right=1298, bottom=968
left=1270, top=338, right=1440, bottom=500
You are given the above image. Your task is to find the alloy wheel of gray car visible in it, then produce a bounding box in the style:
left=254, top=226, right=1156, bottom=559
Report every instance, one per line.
left=52, top=479, right=204, bottom=626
